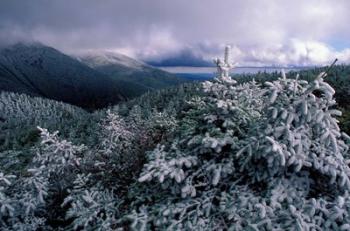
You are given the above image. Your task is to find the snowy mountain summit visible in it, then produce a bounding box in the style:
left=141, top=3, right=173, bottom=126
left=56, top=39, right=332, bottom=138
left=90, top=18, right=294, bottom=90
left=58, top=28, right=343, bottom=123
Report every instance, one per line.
left=78, top=51, right=145, bottom=70
left=78, top=51, right=186, bottom=98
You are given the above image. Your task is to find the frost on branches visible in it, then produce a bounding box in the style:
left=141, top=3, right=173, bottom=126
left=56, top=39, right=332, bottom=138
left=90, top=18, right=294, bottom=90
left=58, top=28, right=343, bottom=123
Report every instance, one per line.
left=0, top=127, right=85, bottom=230
left=2, top=47, right=350, bottom=230
left=128, top=53, right=350, bottom=230
left=0, top=110, right=139, bottom=230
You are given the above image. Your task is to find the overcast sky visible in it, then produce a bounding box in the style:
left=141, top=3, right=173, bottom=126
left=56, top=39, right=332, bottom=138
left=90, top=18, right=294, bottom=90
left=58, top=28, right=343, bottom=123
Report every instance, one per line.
left=1, top=0, right=350, bottom=66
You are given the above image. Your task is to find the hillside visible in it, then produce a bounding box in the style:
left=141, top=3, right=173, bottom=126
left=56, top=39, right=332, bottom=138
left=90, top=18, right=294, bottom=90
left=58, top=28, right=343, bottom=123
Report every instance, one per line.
left=0, top=91, right=101, bottom=176
left=78, top=52, right=187, bottom=98
left=0, top=43, right=125, bottom=109
left=0, top=91, right=99, bottom=149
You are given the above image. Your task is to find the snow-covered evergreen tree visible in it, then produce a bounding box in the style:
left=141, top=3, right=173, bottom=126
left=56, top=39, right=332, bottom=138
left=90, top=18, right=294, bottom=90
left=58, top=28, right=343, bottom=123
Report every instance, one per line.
left=125, top=48, right=350, bottom=230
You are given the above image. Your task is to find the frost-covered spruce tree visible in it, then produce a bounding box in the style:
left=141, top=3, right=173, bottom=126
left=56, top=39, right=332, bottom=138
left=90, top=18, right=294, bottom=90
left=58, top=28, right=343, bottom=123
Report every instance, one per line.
left=124, top=46, right=350, bottom=230
left=62, top=110, right=139, bottom=230
left=0, top=109, right=141, bottom=230
left=0, top=172, right=16, bottom=227
left=0, top=127, right=85, bottom=230
left=63, top=108, right=178, bottom=230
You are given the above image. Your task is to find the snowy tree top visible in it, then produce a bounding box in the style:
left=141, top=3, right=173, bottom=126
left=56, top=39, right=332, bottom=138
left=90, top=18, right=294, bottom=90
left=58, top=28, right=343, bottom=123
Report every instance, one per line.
left=214, top=45, right=234, bottom=79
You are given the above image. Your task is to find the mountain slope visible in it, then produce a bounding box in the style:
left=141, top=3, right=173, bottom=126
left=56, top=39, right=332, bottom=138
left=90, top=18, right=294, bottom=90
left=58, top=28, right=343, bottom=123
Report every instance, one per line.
left=0, top=91, right=93, bottom=151
left=0, top=43, right=125, bottom=109
left=78, top=52, right=187, bottom=98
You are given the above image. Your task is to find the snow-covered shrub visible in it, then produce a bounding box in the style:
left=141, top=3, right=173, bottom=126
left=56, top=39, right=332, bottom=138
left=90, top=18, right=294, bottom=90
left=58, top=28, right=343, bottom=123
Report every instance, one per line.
left=63, top=180, right=121, bottom=231
left=58, top=107, right=176, bottom=230
left=142, top=110, right=178, bottom=145
left=58, top=110, right=138, bottom=230
left=126, top=66, right=350, bottom=230
left=63, top=107, right=177, bottom=230
left=100, top=110, right=134, bottom=155
left=238, top=72, right=350, bottom=187
left=0, top=127, right=85, bottom=229
left=0, top=172, right=16, bottom=223
left=1, top=98, right=178, bottom=229
left=83, top=110, right=142, bottom=185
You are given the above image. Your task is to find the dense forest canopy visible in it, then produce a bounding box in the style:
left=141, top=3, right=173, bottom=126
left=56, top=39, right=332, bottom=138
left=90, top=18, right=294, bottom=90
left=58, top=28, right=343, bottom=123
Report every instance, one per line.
left=1, top=49, right=350, bottom=230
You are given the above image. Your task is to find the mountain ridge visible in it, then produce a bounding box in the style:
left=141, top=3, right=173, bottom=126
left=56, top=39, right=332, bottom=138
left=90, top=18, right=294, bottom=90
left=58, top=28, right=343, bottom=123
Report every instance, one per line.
left=77, top=51, right=187, bottom=98
left=0, top=43, right=187, bottom=109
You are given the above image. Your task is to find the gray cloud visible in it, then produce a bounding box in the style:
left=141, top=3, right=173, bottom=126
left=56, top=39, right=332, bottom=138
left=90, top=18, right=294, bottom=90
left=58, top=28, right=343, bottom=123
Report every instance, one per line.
left=1, top=0, right=350, bottom=66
